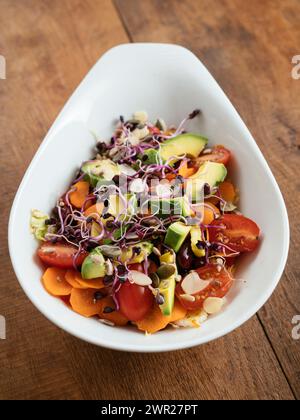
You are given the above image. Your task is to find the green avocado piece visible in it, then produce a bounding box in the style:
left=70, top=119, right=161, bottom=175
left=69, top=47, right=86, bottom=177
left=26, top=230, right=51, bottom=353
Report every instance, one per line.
left=160, top=133, right=208, bottom=162
left=107, top=193, right=137, bottom=218
left=82, top=159, right=120, bottom=187
left=164, top=222, right=191, bottom=253
left=81, top=247, right=106, bottom=279
left=120, top=241, right=153, bottom=264
left=149, top=197, right=192, bottom=218
left=187, top=161, right=227, bottom=202
left=141, top=149, right=161, bottom=165
left=159, top=276, right=176, bottom=316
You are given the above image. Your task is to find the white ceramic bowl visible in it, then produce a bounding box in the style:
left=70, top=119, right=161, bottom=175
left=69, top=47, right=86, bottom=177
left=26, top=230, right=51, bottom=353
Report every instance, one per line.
left=9, top=44, right=289, bottom=352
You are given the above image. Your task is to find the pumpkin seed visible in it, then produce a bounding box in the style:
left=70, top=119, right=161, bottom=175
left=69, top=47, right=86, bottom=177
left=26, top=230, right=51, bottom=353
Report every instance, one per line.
left=150, top=272, right=160, bottom=288
left=157, top=264, right=176, bottom=279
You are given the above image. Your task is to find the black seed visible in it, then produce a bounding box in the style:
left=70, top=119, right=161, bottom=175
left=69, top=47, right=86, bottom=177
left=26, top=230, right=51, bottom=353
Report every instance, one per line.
left=120, top=115, right=125, bottom=124
left=104, top=199, right=109, bottom=208
left=117, top=265, right=127, bottom=276
left=96, top=142, right=107, bottom=153
left=103, top=213, right=112, bottom=220
left=50, top=237, right=58, bottom=244
left=189, top=109, right=201, bottom=119
left=196, top=241, right=206, bottom=249
left=142, top=155, right=148, bottom=162
left=132, top=247, right=141, bottom=255
left=45, top=218, right=57, bottom=225
left=118, top=276, right=127, bottom=284
left=86, top=216, right=93, bottom=223
left=105, top=221, right=114, bottom=229
left=112, top=175, right=120, bottom=184
left=210, top=243, right=220, bottom=251
left=156, top=294, right=165, bottom=305
left=103, top=306, right=115, bottom=314
left=94, top=291, right=104, bottom=301
left=204, top=183, right=211, bottom=196
left=103, top=275, right=113, bottom=285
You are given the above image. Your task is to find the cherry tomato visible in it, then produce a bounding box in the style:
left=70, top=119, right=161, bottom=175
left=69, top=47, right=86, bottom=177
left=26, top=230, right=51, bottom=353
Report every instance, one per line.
left=148, top=126, right=161, bottom=135
left=176, top=264, right=233, bottom=310
left=117, top=281, right=153, bottom=321
left=196, top=146, right=231, bottom=165
left=209, top=214, right=260, bottom=253
left=37, top=242, right=88, bottom=268
left=128, top=260, right=158, bottom=274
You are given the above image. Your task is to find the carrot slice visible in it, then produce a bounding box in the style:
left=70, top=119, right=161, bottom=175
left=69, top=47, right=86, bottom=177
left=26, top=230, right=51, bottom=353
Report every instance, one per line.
left=193, top=202, right=220, bottom=225
left=65, top=269, right=86, bottom=289
left=165, top=173, right=176, bottom=182
left=219, top=181, right=236, bottom=203
left=70, top=288, right=104, bottom=317
left=98, top=297, right=129, bottom=326
left=203, top=203, right=220, bottom=224
left=179, top=162, right=196, bottom=178
left=77, top=277, right=105, bottom=289
left=84, top=203, right=104, bottom=219
left=136, top=300, right=187, bottom=334
left=66, top=269, right=105, bottom=289
left=42, top=267, right=72, bottom=296
left=69, top=181, right=90, bottom=209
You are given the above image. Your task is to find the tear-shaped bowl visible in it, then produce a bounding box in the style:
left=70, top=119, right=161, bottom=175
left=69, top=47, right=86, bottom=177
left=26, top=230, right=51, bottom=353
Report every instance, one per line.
left=9, top=44, right=289, bottom=352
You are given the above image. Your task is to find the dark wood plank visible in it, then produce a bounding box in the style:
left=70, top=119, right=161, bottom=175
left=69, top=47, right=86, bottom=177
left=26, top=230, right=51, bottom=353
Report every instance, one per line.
left=114, top=0, right=300, bottom=398
left=0, top=0, right=296, bottom=400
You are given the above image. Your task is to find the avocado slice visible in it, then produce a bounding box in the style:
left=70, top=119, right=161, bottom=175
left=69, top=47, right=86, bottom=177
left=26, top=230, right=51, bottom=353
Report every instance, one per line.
left=91, top=221, right=102, bottom=238
left=142, top=134, right=207, bottom=165
left=82, top=159, right=120, bottom=187
left=149, top=197, right=192, bottom=218
left=81, top=247, right=106, bottom=279
left=190, top=226, right=206, bottom=257
left=164, top=222, right=191, bottom=253
left=107, top=193, right=137, bottom=218
left=120, top=241, right=153, bottom=264
left=141, top=149, right=161, bottom=165
left=160, top=251, right=175, bottom=265
left=158, top=276, right=176, bottom=316
left=187, top=161, right=227, bottom=202
left=160, top=134, right=208, bottom=162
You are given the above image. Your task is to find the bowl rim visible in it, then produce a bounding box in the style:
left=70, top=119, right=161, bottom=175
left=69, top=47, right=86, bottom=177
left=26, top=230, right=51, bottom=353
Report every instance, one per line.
left=8, top=43, right=290, bottom=352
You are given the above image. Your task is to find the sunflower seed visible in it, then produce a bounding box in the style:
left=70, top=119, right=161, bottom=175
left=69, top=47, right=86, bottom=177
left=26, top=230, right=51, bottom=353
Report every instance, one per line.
left=181, top=272, right=210, bottom=295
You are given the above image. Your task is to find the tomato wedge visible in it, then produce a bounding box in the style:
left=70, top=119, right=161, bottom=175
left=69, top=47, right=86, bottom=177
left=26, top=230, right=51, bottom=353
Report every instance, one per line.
left=37, top=242, right=88, bottom=268
left=196, top=145, right=231, bottom=165
left=117, top=281, right=153, bottom=321
left=176, top=264, right=234, bottom=311
left=209, top=214, right=260, bottom=253
left=128, top=260, right=158, bottom=274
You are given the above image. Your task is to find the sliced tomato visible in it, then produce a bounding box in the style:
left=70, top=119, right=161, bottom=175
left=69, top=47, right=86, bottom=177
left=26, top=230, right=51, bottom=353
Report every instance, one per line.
left=117, top=281, right=153, bottom=321
left=128, top=260, right=158, bottom=274
left=176, top=264, right=234, bottom=310
left=37, top=242, right=88, bottom=268
left=196, top=146, right=231, bottom=165
left=209, top=214, right=260, bottom=253
left=148, top=126, right=161, bottom=135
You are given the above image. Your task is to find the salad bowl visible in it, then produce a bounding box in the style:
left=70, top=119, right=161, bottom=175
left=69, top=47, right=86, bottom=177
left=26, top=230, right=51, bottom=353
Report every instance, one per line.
left=8, top=44, right=289, bottom=352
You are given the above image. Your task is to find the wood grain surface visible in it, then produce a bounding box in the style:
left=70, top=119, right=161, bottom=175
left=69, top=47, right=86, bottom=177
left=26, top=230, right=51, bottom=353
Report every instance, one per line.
left=0, top=0, right=299, bottom=400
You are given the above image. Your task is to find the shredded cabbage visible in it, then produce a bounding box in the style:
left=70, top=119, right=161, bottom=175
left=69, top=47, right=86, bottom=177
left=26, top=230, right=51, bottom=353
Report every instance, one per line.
left=30, top=209, right=49, bottom=241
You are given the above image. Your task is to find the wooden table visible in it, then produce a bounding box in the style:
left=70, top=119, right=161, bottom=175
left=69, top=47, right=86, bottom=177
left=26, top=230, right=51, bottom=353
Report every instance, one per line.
left=0, top=0, right=299, bottom=400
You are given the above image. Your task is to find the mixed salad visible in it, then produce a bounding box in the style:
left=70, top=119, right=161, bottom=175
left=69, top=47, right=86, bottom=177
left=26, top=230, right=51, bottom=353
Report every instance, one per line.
left=31, top=110, right=260, bottom=333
